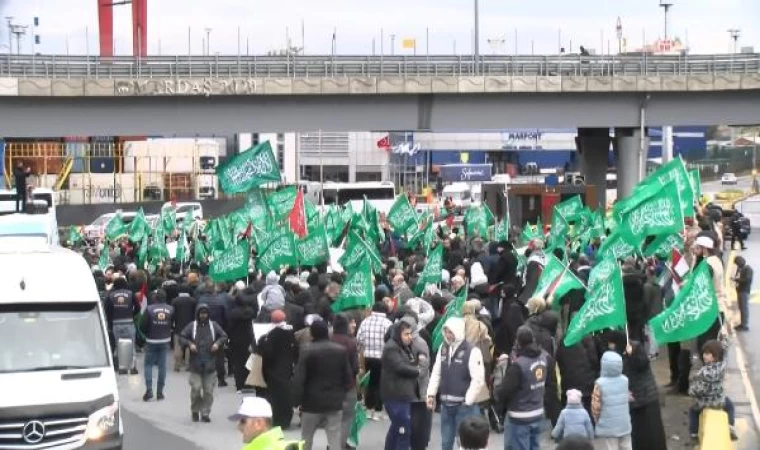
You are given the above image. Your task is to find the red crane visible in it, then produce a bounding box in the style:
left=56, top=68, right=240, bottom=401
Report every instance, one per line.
left=97, top=0, right=147, bottom=58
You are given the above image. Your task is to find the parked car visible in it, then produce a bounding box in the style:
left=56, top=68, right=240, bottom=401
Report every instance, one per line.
left=161, top=202, right=204, bottom=223
left=721, top=173, right=738, bottom=185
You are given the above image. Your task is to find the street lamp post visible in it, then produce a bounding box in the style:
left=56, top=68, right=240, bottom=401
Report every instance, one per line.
left=204, top=28, right=212, bottom=56
left=473, top=0, right=480, bottom=74
left=659, top=2, right=673, bottom=40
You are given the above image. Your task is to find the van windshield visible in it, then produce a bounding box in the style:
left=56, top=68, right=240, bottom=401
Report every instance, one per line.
left=0, top=302, right=109, bottom=373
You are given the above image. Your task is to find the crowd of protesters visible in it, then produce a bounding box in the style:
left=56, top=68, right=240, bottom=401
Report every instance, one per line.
left=67, top=195, right=749, bottom=450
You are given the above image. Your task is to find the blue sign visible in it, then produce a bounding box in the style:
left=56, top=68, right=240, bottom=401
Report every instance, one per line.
left=439, top=164, right=492, bottom=182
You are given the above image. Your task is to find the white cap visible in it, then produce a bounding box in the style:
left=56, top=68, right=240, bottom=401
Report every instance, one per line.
left=228, top=396, right=272, bottom=421
left=694, top=236, right=714, bottom=250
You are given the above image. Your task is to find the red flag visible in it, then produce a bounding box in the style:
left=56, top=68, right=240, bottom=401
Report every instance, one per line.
left=377, top=135, right=391, bottom=151
left=446, top=214, right=455, bottom=229
left=240, top=222, right=252, bottom=240
left=289, top=188, right=308, bottom=238
left=671, top=248, right=689, bottom=281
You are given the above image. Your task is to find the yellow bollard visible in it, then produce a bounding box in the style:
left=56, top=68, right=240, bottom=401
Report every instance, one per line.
left=698, top=408, right=733, bottom=449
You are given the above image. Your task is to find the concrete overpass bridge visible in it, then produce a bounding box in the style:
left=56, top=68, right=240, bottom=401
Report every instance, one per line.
left=0, top=53, right=759, bottom=204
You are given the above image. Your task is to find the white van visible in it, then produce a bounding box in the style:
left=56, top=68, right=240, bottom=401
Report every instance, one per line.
left=321, top=181, right=396, bottom=214
left=0, top=213, right=59, bottom=246
left=0, top=244, right=123, bottom=449
left=161, top=202, right=204, bottom=222
left=441, top=182, right=473, bottom=211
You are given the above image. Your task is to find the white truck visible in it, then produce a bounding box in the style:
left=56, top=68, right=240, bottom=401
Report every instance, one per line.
left=0, top=243, right=123, bottom=449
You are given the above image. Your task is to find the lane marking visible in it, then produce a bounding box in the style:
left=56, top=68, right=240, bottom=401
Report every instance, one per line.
left=724, top=250, right=760, bottom=434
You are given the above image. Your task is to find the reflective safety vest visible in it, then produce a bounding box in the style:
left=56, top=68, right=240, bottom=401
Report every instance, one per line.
left=242, top=427, right=304, bottom=450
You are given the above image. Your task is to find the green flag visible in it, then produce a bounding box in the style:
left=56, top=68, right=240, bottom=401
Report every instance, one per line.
left=564, top=259, right=626, bottom=346
left=620, top=180, right=684, bottom=240
left=105, top=213, right=126, bottom=241
left=347, top=401, right=368, bottom=448
left=98, top=245, right=110, bottom=271
left=597, top=229, right=639, bottom=261
left=521, top=220, right=543, bottom=244
left=689, top=169, right=702, bottom=200
left=193, top=238, right=207, bottom=263
left=68, top=226, right=83, bottom=246
left=182, top=209, right=194, bottom=233
left=532, top=253, right=584, bottom=303
left=161, top=207, right=176, bottom=235
left=340, top=231, right=383, bottom=274
left=129, top=208, right=149, bottom=242
left=137, top=235, right=148, bottom=268
left=267, top=186, right=298, bottom=223
left=464, top=204, right=493, bottom=239
left=549, top=209, right=570, bottom=249
left=415, top=244, right=444, bottom=294
left=256, top=227, right=297, bottom=273
left=176, top=229, right=187, bottom=263
left=494, top=218, right=510, bottom=243
left=210, top=239, right=250, bottom=282
left=325, top=206, right=348, bottom=246
left=387, top=194, right=418, bottom=232
left=648, top=262, right=719, bottom=345
left=216, top=141, right=281, bottom=194
left=555, top=195, right=585, bottom=222
left=639, top=157, right=695, bottom=218
left=331, top=258, right=374, bottom=312
left=296, top=223, right=330, bottom=266
left=244, top=188, right=271, bottom=228
left=643, top=233, right=684, bottom=259
left=432, top=287, right=467, bottom=352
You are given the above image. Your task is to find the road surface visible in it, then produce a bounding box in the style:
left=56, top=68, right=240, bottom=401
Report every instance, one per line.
left=702, top=174, right=754, bottom=195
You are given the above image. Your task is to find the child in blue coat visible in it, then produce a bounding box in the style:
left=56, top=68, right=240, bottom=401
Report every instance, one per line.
left=552, top=389, right=594, bottom=441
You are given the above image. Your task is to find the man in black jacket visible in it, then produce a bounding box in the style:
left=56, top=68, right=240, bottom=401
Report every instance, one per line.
left=498, top=327, right=550, bottom=449
left=734, top=256, right=754, bottom=331
left=178, top=303, right=227, bottom=422
left=106, top=277, right=139, bottom=375
left=13, top=162, right=30, bottom=212
left=139, top=289, right=174, bottom=402
left=171, top=286, right=197, bottom=372
left=198, top=280, right=233, bottom=386
left=381, top=320, right=420, bottom=450
left=257, top=309, right=298, bottom=429
left=292, top=320, right=352, bottom=450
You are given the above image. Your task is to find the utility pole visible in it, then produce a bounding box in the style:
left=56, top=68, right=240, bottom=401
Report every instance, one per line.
left=390, top=34, right=396, bottom=55
left=616, top=17, right=623, bottom=54
left=473, top=0, right=480, bottom=74
left=659, top=2, right=673, bottom=40
left=204, top=28, right=212, bottom=56
left=728, top=28, right=741, bottom=53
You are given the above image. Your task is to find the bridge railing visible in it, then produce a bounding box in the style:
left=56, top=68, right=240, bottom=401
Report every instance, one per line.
left=0, top=53, right=759, bottom=79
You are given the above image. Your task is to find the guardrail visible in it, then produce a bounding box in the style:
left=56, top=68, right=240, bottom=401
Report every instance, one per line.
left=0, top=53, right=759, bottom=79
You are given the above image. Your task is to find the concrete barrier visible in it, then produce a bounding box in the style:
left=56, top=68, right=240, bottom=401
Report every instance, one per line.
left=698, top=408, right=732, bottom=449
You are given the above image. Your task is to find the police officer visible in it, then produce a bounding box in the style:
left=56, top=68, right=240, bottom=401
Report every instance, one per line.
left=139, top=289, right=174, bottom=402
left=107, top=276, right=139, bottom=375
left=498, top=326, right=550, bottom=450
left=426, top=317, right=487, bottom=450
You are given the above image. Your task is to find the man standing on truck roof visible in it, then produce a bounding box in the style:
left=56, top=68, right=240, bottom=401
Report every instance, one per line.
left=13, top=162, right=31, bottom=213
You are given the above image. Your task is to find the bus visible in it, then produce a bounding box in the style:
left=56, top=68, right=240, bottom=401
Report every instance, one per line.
left=321, top=181, right=396, bottom=214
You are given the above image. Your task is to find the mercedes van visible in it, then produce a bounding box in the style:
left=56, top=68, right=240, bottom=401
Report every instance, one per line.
left=0, top=242, right=123, bottom=450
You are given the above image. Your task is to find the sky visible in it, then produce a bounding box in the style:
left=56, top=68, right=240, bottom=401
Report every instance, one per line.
left=0, top=0, right=757, bottom=56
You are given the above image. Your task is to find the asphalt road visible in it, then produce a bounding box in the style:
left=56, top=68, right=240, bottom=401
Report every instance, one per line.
left=702, top=174, right=754, bottom=195
left=122, top=408, right=201, bottom=450
left=729, top=234, right=760, bottom=401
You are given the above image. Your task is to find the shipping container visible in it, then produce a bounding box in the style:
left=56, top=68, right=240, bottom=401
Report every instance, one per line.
left=65, top=142, right=87, bottom=173
left=4, top=140, right=64, bottom=176
left=164, top=173, right=193, bottom=201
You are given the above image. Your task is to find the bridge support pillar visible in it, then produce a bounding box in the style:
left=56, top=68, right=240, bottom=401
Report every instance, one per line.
left=614, top=127, right=650, bottom=201
left=576, top=128, right=611, bottom=210
left=662, top=125, right=674, bottom=164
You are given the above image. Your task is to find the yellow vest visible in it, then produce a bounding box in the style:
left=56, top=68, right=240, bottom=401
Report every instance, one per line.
left=242, top=427, right=304, bottom=450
